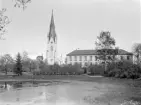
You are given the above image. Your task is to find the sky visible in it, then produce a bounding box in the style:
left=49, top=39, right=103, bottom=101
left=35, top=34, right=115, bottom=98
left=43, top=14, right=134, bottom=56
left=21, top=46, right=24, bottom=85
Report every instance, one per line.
left=0, top=0, right=140, bottom=59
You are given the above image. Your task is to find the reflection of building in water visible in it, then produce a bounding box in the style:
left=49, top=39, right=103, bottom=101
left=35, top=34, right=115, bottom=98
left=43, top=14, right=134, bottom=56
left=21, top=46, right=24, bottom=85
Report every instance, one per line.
left=0, top=82, right=11, bottom=90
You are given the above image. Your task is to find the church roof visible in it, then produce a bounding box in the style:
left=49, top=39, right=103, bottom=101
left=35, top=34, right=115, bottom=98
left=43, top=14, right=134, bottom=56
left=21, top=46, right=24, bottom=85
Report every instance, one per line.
left=67, top=49, right=133, bottom=56
left=48, top=10, right=57, bottom=42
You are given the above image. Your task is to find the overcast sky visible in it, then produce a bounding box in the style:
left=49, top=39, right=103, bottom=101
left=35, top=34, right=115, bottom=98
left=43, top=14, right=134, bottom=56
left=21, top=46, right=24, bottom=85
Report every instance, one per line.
left=0, top=0, right=140, bottom=59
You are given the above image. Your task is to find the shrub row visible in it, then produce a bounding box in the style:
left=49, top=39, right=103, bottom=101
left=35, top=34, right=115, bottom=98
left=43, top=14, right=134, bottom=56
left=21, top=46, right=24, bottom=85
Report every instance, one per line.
left=87, top=64, right=104, bottom=75
left=33, top=61, right=141, bottom=79
left=105, top=61, right=141, bottom=79
left=33, top=64, right=84, bottom=75
left=87, top=61, right=141, bottom=79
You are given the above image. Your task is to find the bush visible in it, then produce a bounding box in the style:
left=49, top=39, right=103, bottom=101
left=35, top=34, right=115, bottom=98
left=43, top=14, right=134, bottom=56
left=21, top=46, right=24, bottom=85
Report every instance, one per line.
left=33, top=71, right=40, bottom=75
left=59, top=64, right=82, bottom=75
left=33, top=63, right=82, bottom=75
left=88, top=64, right=104, bottom=75
left=106, top=61, right=141, bottom=79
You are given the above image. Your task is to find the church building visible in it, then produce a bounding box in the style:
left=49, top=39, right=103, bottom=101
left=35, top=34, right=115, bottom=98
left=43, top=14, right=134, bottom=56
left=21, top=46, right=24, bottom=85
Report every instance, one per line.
left=46, top=10, right=57, bottom=65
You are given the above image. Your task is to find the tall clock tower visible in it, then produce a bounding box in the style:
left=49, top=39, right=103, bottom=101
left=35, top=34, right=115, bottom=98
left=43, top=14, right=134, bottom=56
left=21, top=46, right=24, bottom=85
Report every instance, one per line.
left=46, top=10, right=57, bottom=65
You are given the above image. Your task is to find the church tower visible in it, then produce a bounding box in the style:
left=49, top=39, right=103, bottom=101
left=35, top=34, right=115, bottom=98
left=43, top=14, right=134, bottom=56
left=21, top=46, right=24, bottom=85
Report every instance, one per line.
left=46, top=10, right=57, bottom=65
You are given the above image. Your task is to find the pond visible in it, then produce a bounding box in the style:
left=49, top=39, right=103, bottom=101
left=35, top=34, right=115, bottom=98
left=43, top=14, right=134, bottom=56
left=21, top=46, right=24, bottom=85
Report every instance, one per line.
left=0, top=80, right=140, bottom=105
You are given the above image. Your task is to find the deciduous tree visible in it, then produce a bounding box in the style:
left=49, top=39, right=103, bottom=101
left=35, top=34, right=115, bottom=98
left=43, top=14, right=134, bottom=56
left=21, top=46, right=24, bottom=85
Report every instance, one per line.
left=0, top=54, right=14, bottom=74
left=95, top=31, right=115, bottom=49
left=21, top=51, right=32, bottom=72
left=95, top=31, right=118, bottom=71
left=132, top=43, right=141, bottom=64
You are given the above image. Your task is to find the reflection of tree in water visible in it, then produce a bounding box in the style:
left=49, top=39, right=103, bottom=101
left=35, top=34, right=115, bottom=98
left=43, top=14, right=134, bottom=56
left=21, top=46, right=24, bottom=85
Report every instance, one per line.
left=0, top=82, right=12, bottom=91
left=12, top=82, right=23, bottom=89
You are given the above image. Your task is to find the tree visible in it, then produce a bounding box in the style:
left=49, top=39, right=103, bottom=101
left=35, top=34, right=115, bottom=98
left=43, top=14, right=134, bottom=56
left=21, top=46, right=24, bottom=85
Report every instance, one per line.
left=38, top=60, right=45, bottom=71
left=0, top=54, right=14, bottom=74
left=30, top=60, right=38, bottom=71
left=14, top=0, right=31, bottom=10
left=132, top=43, right=141, bottom=64
left=95, top=31, right=115, bottom=49
left=21, top=51, right=32, bottom=72
left=21, top=51, right=29, bottom=61
left=0, top=0, right=31, bottom=38
left=14, top=53, right=22, bottom=76
left=95, top=31, right=118, bottom=71
left=0, top=9, right=10, bottom=39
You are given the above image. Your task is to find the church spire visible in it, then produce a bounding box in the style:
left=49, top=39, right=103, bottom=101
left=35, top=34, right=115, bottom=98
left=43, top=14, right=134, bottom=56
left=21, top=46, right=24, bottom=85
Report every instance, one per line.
left=50, top=9, right=55, bottom=28
left=48, top=9, right=56, bottom=42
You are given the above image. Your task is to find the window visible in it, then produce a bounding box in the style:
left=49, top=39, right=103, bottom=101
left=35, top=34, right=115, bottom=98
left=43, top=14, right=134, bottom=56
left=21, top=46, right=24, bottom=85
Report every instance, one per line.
left=127, top=56, right=130, bottom=60
left=79, top=56, right=82, bottom=61
left=70, top=56, right=72, bottom=61
left=95, top=56, right=98, bottom=61
left=90, top=56, right=92, bottom=61
left=75, top=56, right=77, bottom=61
left=120, top=56, right=123, bottom=60
left=84, top=56, right=87, bottom=61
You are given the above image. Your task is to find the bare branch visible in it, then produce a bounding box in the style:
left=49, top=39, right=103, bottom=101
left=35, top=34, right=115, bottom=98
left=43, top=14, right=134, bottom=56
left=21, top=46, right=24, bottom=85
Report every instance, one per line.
left=13, top=0, right=31, bottom=10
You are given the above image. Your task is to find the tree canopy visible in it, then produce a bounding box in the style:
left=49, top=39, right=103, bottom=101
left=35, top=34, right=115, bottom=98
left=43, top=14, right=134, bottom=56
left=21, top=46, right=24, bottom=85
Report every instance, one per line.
left=132, top=43, right=141, bottom=64
left=95, top=31, right=115, bottom=49
left=95, top=31, right=118, bottom=71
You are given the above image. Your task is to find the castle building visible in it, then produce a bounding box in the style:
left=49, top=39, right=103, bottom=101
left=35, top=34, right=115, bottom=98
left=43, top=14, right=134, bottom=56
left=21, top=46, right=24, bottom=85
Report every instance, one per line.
left=46, top=10, right=57, bottom=65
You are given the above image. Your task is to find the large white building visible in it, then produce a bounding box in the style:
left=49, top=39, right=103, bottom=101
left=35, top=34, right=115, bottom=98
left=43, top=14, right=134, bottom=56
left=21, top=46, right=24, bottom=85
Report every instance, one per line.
left=66, top=49, right=133, bottom=67
left=46, top=10, right=57, bottom=65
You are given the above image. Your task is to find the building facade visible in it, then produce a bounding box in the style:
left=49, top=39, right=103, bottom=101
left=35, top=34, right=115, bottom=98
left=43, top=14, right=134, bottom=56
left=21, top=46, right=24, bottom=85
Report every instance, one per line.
left=66, top=49, right=133, bottom=67
left=46, top=10, right=57, bottom=65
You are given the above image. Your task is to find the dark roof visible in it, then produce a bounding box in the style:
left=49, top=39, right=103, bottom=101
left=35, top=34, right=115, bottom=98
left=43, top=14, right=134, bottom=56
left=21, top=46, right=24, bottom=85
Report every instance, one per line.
left=118, top=49, right=133, bottom=55
left=67, top=49, right=133, bottom=56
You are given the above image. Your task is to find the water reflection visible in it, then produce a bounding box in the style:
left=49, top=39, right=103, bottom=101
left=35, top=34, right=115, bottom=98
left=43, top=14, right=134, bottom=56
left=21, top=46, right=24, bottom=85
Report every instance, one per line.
left=0, top=82, right=12, bottom=91
left=0, top=81, right=140, bottom=105
left=0, top=81, right=41, bottom=90
left=12, top=82, right=23, bottom=89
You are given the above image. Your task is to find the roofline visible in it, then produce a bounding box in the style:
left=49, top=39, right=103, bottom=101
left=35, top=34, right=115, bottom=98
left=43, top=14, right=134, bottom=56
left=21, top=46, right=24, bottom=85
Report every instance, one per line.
left=66, top=49, right=133, bottom=56
left=67, top=53, right=133, bottom=56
